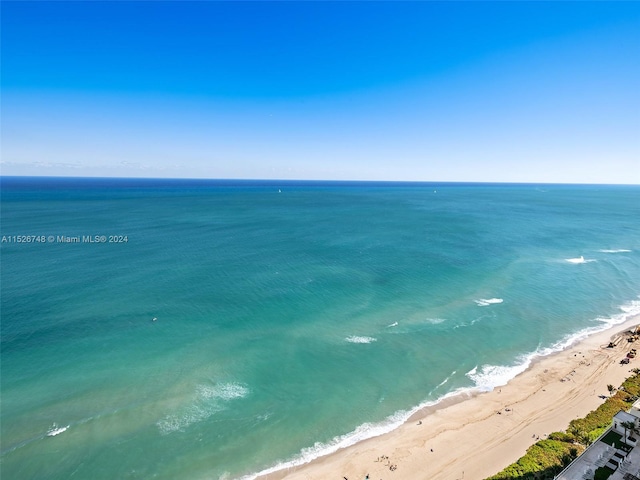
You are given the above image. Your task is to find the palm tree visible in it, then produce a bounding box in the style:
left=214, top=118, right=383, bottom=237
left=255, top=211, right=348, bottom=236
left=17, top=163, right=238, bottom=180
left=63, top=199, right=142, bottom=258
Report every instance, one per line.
left=621, top=420, right=635, bottom=445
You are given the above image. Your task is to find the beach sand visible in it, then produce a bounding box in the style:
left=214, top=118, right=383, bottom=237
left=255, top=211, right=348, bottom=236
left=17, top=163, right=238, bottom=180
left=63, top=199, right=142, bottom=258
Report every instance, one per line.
left=260, top=315, right=640, bottom=480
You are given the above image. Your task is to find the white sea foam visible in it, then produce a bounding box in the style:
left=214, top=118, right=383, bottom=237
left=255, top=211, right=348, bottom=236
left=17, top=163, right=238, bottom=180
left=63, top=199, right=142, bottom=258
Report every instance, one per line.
left=467, top=361, right=532, bottom=392
left=386, top=321, right=398, bottom=328
left=620, top=299, right=640, bottom=315
left=434, top=371, right=456, bottom=390
left=157, top=382, right=249, bottom=435
left=466, top=297, right=640, bottom=392
left=453, top=314, right=491, bottom=330
left=345, top=336, right=377, bottom=344
left=425, top=317, right=447, bottom=324
left=158, top=404, right=223, bottom=434
left=474, top=298, right=503, bottom=307
left=599, top=249, right=632, bottom=253
left=384, top=318, right=446, bottom=335
left=196, top=383, right=248, bottom=401
left=238, top=388, right=470, bottom=480
left=565, top=256, right=596, bottom=264
left=240, top=297, right=640, bottom=480
left=46, top=424, right=69, bottom=437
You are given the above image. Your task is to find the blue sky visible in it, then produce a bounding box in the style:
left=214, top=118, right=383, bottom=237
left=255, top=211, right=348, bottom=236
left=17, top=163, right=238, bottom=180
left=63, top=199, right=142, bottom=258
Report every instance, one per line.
left=2, top=1, right=639, bottom=183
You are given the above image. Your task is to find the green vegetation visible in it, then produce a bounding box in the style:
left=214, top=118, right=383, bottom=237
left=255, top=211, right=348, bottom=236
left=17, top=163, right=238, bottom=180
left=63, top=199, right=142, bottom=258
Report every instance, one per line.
left=485, top=371, right=640, bottom=480
left=593, top=466, right=614, bottom=480
left=601, top=430, right=625, bottom=449
left=484, top=440, right=581, bottom=479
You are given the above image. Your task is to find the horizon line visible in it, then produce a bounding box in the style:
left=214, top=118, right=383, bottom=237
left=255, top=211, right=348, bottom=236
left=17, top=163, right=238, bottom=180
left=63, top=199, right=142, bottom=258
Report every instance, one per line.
left=0, top=175, right=639, bottom=188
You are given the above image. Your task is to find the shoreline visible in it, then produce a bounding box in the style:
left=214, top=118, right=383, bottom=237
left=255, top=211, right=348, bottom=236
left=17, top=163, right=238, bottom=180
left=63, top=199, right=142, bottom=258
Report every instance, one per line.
left=256, top=314, right=640, bottom=480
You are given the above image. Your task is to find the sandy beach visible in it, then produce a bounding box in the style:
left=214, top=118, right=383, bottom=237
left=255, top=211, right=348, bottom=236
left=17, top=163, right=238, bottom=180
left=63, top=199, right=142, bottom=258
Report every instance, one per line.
left=261, top=316, right=640, bottom=480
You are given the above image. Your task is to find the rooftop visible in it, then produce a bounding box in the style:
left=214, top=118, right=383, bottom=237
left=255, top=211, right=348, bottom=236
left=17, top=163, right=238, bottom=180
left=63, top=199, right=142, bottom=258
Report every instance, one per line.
left=556, top=429, right=640, bottom=480
left=615, top=411, right=639, bottom=424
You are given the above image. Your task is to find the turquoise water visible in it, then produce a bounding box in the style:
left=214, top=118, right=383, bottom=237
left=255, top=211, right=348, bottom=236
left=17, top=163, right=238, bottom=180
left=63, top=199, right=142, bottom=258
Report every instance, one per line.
left=1, top=178, right=639, bottom=479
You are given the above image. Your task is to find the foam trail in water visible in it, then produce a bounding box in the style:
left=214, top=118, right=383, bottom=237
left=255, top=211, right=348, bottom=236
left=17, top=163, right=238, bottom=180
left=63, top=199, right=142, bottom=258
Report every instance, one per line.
left=157, top=382, right=249, bottom=435
left=345, top=336, right=377, bottom=344
left=599, top=249, right=632, bottom=253
left=426, top=317, right=447, bottom=324
left=197, top=383, right=248, bottom=401
left=434, top=371, right=457, bottom=391
left=386, top=322, right=398, bottom=328
left=475, top=298, right=503, bottom=307
left=46, top=424, right=70, bottom=437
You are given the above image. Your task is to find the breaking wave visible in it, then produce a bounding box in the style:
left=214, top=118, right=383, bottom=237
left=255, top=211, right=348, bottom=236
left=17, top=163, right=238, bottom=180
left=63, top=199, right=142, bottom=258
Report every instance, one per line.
left=239, top=387, right=468, bottom=480
left=46, top=424, right=69, bottom=437
left=565, top=256, right=595, bottom=264
left=157, top=382, right=249, bottom=435
left=467, top=297, right=640, bottom=392
left=345, top=336, right=377, bottom=344
left=475, top=298, right=503, bottom=307
left=239, top=297, right=640, bottom=480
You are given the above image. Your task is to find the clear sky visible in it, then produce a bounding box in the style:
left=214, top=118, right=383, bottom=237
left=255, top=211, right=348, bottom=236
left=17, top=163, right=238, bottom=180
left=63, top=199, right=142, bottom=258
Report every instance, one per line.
left=1, top=1, right=639, bottom=183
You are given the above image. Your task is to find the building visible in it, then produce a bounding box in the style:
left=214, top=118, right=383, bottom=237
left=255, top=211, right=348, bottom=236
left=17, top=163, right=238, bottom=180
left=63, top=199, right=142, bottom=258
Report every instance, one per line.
left=555, top=399, right=640, bottom=480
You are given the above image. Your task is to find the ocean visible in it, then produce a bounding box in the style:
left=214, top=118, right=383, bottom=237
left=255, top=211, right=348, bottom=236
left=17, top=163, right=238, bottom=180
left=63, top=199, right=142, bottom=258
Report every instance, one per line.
left=1, top=177, right=639, bottom=480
